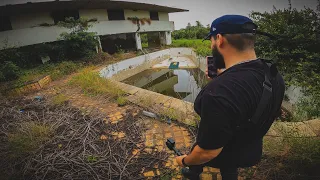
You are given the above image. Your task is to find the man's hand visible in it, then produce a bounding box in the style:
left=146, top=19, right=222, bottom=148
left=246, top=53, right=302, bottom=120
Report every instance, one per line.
left=206, top=69, right=225, bottom=79
left=176, top=145, right=223, bottom=166
left=175, top=154, right=188, bottom=167
left=217, top=68, right=225, bottom=75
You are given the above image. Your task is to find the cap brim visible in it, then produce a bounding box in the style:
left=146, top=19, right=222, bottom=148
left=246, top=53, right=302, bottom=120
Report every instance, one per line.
left=202, top=33, right=212, bottom=42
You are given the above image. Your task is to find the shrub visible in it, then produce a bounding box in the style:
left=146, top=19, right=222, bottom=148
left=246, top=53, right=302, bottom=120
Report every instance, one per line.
left=259, top=136, right=320, bottom=179
left=69, top=68, right=125, bottom=97
left=50, top=61, right=81, bottom=80
left=0, top=48, right=23, bottom=67
left=0, top=61, right=21, bottom=82
left=250, top=4, right=320, bottom=120
left=116, top=96, right=128, bottom=106
left=59, top=18, right=98, bottom=60
left=294, top=94, right=320, bottom=121
left=170, top=39, right=211, bottom=57
left=60, top=31, right=98, bottom=60
left=0, top=45, right=47, bottom=69
left=172, top=21, right=210, bottom=40
left=36, top=42, right=66, bottom=62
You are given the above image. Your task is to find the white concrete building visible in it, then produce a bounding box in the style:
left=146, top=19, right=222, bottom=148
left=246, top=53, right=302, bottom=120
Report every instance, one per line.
left=0, top=0, right=187, bottom=53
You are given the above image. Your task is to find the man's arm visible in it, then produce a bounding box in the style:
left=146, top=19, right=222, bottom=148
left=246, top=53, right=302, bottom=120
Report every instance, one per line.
left=176, top=93, right=233, bottom=167
left=177, top=145, right=223, bottom=166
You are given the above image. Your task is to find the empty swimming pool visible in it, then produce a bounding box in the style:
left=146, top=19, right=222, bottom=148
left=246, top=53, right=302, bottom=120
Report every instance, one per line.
left=122, top=68, right=209, bottom=102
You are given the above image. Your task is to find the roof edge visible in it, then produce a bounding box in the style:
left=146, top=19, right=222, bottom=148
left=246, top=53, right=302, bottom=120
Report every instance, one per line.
left=0, top=0, right=189, bottom=13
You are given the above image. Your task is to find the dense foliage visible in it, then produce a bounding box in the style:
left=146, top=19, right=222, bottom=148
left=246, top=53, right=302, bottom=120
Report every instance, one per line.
left=0, top=18, right=98, bottom=82
left=251, top=3, right=320, bottom=119
left=58, top=18, right=98, bottom=59
left=0, top=61, right=21, bottom=82
left=170, top=39, right=211, bottom=57
left=172, top=21, right=210, bottom=39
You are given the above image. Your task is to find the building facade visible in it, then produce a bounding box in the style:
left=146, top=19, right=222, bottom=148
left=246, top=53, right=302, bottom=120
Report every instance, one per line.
left=0, top=0, right=187, bottom=53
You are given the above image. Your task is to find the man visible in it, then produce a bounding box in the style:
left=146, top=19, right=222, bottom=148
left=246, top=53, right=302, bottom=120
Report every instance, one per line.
left=175, top=15, right=285, bottom=180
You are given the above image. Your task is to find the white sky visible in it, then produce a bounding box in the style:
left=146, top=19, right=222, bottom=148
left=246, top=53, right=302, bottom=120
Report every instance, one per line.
left=126, top=0, right=318, bottom=29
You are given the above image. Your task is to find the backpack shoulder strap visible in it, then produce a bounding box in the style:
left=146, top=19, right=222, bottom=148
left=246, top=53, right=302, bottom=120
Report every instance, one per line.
left=250, top=59, right=278, bottom=124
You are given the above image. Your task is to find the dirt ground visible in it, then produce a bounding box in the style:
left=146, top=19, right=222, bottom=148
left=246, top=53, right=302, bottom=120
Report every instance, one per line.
left=14, top=72, right=227, bottom=180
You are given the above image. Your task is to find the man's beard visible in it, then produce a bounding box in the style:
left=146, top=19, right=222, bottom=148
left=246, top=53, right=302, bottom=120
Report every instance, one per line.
left=212, top=45, right=226, bottom=69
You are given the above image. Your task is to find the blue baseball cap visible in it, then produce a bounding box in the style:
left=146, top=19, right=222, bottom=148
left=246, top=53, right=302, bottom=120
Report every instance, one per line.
left=204, top=15, right=258, bottom=40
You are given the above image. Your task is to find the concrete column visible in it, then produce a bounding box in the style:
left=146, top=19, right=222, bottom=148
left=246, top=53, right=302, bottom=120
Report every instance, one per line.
left=96, top=36, right=103, bottom=53
left=166, top=31, right=172, bottom=45
left=135, top=33, right=142, bottom=50
left=160, top=31, right=172, bottom=46
left=160, top=32, right=166, bottom=45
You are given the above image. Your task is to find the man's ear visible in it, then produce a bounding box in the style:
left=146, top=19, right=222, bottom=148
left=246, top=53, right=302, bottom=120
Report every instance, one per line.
left=216, top=34, right=224, bottom=48
left=210, top=36, right=216, bottom=49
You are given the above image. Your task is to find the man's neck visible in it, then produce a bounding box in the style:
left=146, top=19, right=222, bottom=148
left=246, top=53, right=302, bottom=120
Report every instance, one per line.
left=224, top=50, right=257, bottom=69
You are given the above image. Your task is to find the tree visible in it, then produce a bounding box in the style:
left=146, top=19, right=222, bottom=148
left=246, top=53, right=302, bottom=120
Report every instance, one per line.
left=173, top=21, right=209, bottom=39
left=186, top=23, right=192, bottom=30
left=59, top=18, right=98, bottom=60
left=251, top=2, right=320, bottom=119
left=195, top=21, right=203, bottom=28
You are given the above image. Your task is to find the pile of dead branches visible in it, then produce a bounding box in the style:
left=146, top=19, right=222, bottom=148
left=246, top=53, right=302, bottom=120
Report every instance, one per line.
left=0, top=98, right=171, bottom=180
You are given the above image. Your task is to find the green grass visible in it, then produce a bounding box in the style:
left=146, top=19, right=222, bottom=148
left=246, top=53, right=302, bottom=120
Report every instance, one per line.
left=260, top=135, right=320, bottom=179
left=160, top=107, right=180, bottom=121
left=171, top=39, right=211, bottom=57
left=52, top=94, right=69, bottom=105
left=87, top=155, right=98, bottom=163
left=142, top=42, right=148, bottom=48
left=9, top=52, right=137, bottom=89
left=16, top=61, right=82, bottom=87
left=69, top=68, right=125, bottom=98
left=284, top=136, right=320, bottom=163
left=116, top=96, right=128, bottom=106
left=8, top=122, right=51, bottom=158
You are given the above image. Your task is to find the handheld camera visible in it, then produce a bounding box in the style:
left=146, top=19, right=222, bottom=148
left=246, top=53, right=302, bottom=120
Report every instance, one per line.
left=166, top=138, right=183, bottom=156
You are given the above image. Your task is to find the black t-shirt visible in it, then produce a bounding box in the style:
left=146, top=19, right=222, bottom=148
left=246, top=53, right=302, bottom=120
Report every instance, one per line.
left=194, top=59, right=285, bottom=168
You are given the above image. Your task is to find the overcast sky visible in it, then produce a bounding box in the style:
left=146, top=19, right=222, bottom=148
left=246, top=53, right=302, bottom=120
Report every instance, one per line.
left=126, top=0, right=318, bottom=29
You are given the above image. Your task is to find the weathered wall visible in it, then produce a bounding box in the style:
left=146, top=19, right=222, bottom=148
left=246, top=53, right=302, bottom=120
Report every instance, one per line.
left=100, top=49, right=171, bottom=80
left=0, top=21, right=174, bottom=49
left=110, top=79, right=197, bottom=126
left=158, top=12, right=169, bottom=21
left=10, top=12, right=54, bottom=29
left=79, top=9, right=108, bottom=21
left=1, top=7, right=175, bottom=49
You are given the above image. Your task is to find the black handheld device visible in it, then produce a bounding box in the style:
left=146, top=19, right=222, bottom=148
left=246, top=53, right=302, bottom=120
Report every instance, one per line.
left=207, top=56, right=217, bottom=79
left=166, top=138, right=183, bottom=156
left=207, top=56, right=226, bottom=79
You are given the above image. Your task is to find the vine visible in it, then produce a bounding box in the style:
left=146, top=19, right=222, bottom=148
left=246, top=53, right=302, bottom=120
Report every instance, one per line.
left=127, top=17, right=152, bottom=32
